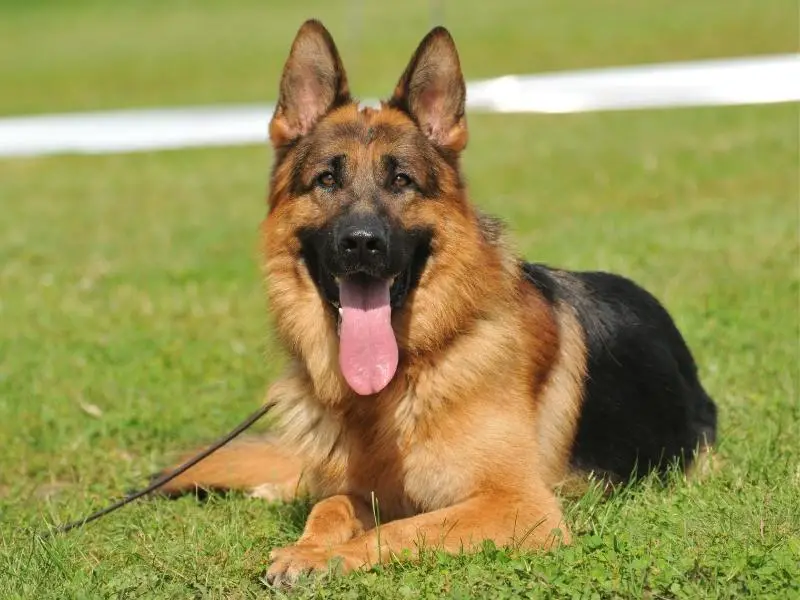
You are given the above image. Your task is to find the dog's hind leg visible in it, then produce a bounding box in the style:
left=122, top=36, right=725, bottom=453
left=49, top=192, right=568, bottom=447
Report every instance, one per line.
left=153, top=435, right=305, bottom=501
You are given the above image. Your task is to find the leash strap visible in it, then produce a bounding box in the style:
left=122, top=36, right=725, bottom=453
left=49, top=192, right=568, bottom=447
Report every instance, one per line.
left=43, top=401, right=276, bottom=537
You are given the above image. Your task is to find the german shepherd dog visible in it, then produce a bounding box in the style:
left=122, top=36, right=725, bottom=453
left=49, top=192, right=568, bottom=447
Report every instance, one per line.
left=159, top=20, right=717, bottom=586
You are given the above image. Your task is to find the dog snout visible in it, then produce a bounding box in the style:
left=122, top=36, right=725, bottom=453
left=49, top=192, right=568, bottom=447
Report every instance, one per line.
left=335, top=216, right=389, bottom=273
left=339, top=226, right=387, bottom=257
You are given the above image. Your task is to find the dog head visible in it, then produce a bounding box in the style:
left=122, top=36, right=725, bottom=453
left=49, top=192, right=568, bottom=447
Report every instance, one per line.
left=263, top=20, right=510, bottom=397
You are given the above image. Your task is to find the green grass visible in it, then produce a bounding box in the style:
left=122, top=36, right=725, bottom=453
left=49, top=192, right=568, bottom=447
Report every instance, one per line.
left=1, top=1, right=799, bottom=598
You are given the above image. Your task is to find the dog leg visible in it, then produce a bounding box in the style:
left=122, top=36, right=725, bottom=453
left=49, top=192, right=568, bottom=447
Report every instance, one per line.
left=293, top=494, right=375, bottom=546
left=265, top=487, right=568, bottom=586
left=153, top=436, right=305, bottom=501
left=266, top=494, right=374, bottom=586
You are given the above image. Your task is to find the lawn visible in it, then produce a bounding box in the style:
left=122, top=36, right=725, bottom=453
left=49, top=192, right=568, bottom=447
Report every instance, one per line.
left=1, top=1, right=799, bottom=598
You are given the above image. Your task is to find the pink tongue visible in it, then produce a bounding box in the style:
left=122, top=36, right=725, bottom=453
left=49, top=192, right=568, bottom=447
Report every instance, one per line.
left=338, top=278, right=398, bottom=396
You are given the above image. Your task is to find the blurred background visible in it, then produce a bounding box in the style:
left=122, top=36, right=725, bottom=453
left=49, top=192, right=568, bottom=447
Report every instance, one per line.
left=0, top=0, right=795, bottom=115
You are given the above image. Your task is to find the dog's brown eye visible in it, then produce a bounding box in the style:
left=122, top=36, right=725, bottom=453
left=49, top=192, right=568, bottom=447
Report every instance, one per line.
left=317, top=172, right=336, bottom=189
left=392, top=174, right=412, bottom=190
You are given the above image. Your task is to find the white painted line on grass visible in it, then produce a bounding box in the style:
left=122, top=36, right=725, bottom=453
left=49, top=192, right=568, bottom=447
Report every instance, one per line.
left=1, top=54, right=797, bottom=158
left=465, top=54, right=800, bottom=114
left=0, top=105, right=275, bottom=158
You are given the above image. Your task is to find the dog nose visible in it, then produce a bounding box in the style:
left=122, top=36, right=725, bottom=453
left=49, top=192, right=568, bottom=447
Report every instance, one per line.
left=337, top=224, right=388, bottom=261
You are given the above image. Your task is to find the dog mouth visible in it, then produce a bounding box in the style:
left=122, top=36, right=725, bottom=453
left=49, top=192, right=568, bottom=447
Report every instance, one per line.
left=320, top=259, right=422, bottom=313
left=300, top=236, right=430, bottom=396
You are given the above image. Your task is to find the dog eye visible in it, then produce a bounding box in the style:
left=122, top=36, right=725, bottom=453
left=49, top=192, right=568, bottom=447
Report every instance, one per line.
left=316, top=172, right=336, bottom=189
left=392, top=173, right=412, bottom=190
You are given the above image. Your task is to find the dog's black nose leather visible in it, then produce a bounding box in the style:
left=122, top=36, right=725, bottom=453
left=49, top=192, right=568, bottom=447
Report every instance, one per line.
left=336, top=215, right=389, bottom=271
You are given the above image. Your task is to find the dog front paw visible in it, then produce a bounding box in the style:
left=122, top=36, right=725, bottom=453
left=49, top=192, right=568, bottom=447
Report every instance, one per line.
left=264, top=543, right=361, bottom=588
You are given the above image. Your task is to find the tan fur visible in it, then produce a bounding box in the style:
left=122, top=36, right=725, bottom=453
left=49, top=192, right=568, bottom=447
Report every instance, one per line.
left=159, top=21, right=590, bottom=586
left=536, top=305, right=589, bottom=487
left=157, top=436, right=305, bottom=501
left=684, top=444, right=721, bottom=484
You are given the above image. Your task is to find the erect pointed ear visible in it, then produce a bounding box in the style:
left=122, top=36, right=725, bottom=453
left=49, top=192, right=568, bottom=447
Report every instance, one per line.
left=269, top=20, right=351, bottom=147
left=388, top=26, right=467, bottom=152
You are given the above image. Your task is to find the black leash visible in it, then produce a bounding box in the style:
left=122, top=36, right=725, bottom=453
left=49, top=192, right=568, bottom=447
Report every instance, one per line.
left=42, top=401, right=276, bottom=538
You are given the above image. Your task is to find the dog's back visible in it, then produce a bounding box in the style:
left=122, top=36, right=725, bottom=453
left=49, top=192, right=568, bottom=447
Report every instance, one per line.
left=523, top=263, right=717, bottom=481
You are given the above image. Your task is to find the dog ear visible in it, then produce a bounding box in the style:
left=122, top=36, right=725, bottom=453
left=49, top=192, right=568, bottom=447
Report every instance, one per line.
left=269, top=20, right=351, bottom=147
left=388, top=27, right=467, bottom=152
